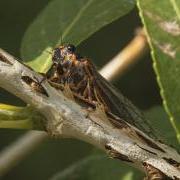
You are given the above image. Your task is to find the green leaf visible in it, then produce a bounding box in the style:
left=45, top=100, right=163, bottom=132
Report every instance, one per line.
left=0, top=104, right=45, bottom=129
left=50, top=155, right=143, bottom=180
left=21, top=0, right=135, bottom=72
left=137, top=0, right=180, bottom=142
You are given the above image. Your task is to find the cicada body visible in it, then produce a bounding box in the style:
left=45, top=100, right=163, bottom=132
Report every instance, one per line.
left=46, top=44, right=156, bottom=139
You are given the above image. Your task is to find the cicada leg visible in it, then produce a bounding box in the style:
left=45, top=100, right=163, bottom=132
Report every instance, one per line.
left=48, top=80, right=64, bottom=91
left=73, top=92, right=96, bottom=108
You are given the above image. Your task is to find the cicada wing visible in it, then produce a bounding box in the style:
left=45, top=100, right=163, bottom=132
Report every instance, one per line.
left=93, top=70, right=157, bottom=138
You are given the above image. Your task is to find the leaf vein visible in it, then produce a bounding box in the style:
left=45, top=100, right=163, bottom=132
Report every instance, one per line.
left=61, top=0, right=94, bottom=43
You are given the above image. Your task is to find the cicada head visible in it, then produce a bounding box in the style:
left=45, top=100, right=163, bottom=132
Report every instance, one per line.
left=52, top=44, right=76, bottom=64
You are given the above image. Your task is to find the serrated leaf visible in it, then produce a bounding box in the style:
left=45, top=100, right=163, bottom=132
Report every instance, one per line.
left=21, top=0, right=135, bottom=72
left=137, top=0, right=180, bottom=142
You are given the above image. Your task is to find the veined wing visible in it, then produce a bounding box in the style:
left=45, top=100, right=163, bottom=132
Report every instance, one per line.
left=92, top=68, right=157, bottom=139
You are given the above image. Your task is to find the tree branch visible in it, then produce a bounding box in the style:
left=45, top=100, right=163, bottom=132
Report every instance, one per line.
left=0, top=49, right=179, bottom=179
left=0, top=29, right=148, bottom=176
left=0, top=29, right=147, bottom=176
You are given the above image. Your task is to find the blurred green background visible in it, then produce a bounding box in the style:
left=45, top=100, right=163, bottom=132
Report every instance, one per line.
left=0, top=0, right=161, bottom=179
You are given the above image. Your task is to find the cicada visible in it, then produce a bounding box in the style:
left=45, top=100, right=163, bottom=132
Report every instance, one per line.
left=46, top=44, right=156, bottom=139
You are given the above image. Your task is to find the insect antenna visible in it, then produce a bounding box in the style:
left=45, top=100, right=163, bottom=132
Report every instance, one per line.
left=60, top=30, right=68, bottom=46
left=60, top=34, right=63, bottom=45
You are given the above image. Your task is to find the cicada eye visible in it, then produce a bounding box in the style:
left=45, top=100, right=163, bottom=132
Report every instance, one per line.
left=52, top=48, right=62, bottom=62
left=67, top=44, right=76, bottom=53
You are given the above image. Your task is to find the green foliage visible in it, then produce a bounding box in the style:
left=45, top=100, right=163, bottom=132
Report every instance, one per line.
left=21, top=0, right=135, bottom=72
left=137, top=0, right=180, bottom=141
left=0, top=0, right=180, bottom=179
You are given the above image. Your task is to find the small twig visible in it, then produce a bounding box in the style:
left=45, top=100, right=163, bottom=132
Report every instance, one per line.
left=100, top=28, right=148, bottom=81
